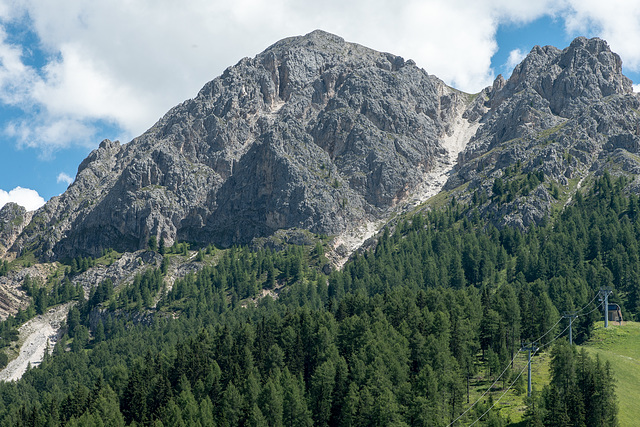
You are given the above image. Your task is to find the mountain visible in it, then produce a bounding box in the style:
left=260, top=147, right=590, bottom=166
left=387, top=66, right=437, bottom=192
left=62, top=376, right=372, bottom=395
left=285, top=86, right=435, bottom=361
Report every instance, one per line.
left=5, top=30, right=476, bottom=262
left=0, top=203, right=31, bottom=259
left=445, top=37, right=639, bottom=228
left=0, top=31, right=637, bottom=426
left=2, top=32, right=639, bottom=265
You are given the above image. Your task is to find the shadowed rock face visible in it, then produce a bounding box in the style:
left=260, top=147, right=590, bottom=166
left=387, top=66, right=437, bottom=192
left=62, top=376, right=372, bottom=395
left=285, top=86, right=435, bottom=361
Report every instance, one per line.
left=11, top=30, right=471, bottom=260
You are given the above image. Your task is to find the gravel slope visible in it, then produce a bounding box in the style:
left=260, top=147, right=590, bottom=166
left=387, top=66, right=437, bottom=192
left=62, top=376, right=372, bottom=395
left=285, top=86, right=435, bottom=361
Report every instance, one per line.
left=0, top=302, right=71, bottom=382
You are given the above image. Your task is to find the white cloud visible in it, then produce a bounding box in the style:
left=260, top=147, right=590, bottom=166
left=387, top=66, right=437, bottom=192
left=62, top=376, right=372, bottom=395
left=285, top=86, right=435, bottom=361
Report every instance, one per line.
left=4, top=115, right=102, bottom=160
left=56, top=172, right=74, bottom=186
left=0, top=187, right=45, bottom=211
left=32, top=44, right=149, bottom=131
left=634, top=84, right=640, bottom=93
left=564, top=0, right=640, bottom=71
left=0, top=0, right=638, bottom=159
left=503, top=48, right=527, bottom=76
left=0, top=27, right=40, bottom=106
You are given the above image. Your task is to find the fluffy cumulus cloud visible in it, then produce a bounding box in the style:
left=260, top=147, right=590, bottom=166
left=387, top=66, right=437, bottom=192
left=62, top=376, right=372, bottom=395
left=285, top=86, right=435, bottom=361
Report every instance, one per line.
left=56, top=172, right=74, bottom=186
left=0, top=187, right=45, bottom=211
left=0, top=0, right=638, bottom=156
left=564, top=0, right=640, bottom=71
left=504, top=48, right=527, bottom=76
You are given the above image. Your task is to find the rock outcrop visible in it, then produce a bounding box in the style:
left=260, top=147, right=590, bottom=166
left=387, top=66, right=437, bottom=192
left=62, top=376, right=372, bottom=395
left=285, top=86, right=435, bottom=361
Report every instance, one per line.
left=0, top=263, right=55, bottom=319
left=0, top=203, right=32, bottom=259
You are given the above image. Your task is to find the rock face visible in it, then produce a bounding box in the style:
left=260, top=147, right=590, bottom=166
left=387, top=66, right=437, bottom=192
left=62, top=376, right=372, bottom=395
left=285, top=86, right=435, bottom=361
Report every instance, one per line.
left=446, top=37, right=640, bottom=229
left=0, top=263, right=55, bottom=318
left=0, top=203, right=32, bottom=259
left=9, top=30, right=474, bottom=260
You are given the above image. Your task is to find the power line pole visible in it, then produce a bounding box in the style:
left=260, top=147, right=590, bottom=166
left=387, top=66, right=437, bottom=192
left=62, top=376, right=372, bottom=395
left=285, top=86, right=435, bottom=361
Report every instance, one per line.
left=600, top=287, right=612, bottom=328
left=521, top=342, right=538, bottom=397
left=563, top=312, right=578, bottom=345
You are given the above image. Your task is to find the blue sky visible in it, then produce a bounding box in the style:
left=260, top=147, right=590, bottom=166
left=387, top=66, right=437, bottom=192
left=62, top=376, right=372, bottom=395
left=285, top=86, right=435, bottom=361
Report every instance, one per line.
left=493, top=14, right=640, bottom=83
left=1, top=1, right=640, bottom=210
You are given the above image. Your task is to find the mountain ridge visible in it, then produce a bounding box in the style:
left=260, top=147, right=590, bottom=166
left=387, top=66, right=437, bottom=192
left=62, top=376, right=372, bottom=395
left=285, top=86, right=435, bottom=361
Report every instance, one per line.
left=5, top=30, right=478, bottom=262
left=443, top=35, right=640, bottom=229
left=2, top=31, right=639, bottom=267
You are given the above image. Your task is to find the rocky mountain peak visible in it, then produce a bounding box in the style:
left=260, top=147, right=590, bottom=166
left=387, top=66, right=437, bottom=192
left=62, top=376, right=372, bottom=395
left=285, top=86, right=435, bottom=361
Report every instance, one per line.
left=8, top=30, right=471, bottom=261
left=5, top=32, right=639, bottom=264
left=77, top=139, right=122, bottom=176
left=495, top=37, right=633, bottom=117
left=446, top=36, right=640, bottom=231
left=261, top=29, right=411, bottom=71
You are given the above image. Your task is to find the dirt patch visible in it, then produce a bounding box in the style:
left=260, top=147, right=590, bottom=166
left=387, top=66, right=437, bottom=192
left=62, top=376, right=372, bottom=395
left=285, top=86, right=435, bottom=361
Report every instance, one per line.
left=0, top=302, right=72, bottom=382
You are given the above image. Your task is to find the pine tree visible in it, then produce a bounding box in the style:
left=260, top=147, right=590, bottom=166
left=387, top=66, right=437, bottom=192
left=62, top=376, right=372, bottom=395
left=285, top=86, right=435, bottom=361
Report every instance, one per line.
left=222, top=381, right=245, bottom=426
left=94, top=320, right=105, bottom=343
left=159, top=237, right=166, bottom=255
left=310, top=360, right=336, bottom=426
left=281, top=369, right=312, bottom=427
left=198, top=396, right=215, bottom=427
left=161, top=399, right=185, bottom=427
left=247, top=403, right=268, bottom=427
left=259, top=377, right=283, bottom=427
left=149, top=236, right=158, bottom=252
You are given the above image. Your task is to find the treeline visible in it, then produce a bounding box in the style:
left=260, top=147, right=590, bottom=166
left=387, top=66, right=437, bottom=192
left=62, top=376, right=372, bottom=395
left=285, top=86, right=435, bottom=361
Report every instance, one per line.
left=0, top=174, right=632, bottom=425
left=492, top=166, right=546, bottom=203
left=1, top=284, right=491, bottom=425
left=22, top=275, right=84, bottom=316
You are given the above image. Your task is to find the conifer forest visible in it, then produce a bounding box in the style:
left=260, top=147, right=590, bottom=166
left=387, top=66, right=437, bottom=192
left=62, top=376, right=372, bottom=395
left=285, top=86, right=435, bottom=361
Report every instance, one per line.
left=0, top=174, right=630, bottom=426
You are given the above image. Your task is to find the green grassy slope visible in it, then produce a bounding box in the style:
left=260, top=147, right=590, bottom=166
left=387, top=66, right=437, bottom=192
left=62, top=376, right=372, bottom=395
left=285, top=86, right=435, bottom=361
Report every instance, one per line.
left=581, top=321, right=640, bottom=427
left=456, top=347, right=552, bottom=425
left=472, top=321, right=640, bottom=426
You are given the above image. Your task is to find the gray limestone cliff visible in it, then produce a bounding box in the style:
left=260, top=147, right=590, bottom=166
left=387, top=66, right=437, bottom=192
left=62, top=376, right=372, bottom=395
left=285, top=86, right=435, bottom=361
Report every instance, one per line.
left=6, top=34, right=640, bottom=262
